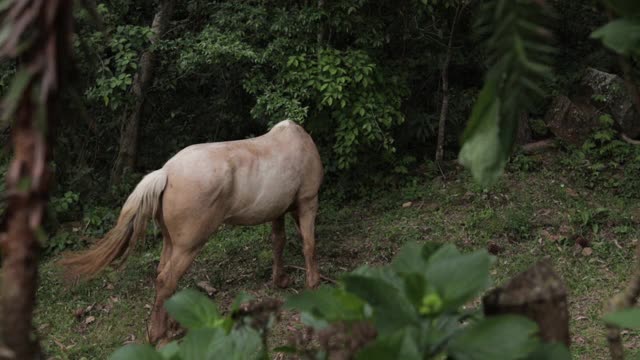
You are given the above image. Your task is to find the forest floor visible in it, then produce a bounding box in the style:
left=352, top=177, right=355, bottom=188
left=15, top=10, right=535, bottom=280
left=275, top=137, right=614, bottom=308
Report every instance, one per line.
left=35, top=149, right=640, bottom=359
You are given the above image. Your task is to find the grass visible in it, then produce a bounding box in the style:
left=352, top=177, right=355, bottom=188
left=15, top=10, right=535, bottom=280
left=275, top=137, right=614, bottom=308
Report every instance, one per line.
left=35, top=150, right=640, bottom=359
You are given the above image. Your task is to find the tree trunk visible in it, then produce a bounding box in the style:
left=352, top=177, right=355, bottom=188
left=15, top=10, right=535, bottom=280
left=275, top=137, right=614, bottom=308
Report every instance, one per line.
left=0, top=0, right=73, bottom=358
left=111, top=0, right=175, bottom=184
left=482, top=260, right=571, bottom=347
left=317, top=0, right=326, bottom=47
left=435, top=7, right=462, bottom=162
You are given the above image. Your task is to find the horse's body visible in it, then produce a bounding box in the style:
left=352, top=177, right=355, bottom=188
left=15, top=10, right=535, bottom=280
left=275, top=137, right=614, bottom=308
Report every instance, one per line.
left=60, top=120, right=323, bottom=344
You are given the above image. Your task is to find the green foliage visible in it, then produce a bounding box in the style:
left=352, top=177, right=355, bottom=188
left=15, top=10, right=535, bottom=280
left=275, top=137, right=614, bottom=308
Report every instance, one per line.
left=563, top=114, right=640, bottom=197
left=459, top=0, right=555, bottom=185
left=591, top=0, right=640, bottom=56
left=111, top=290, right=266, bottom=360
left=247, top=48, right=407, bottom=170
left=603, top=308, right=640, bottom=329
left=107, top=242, right=569, bottom=359
left=283, top=242, right=569, bottom=359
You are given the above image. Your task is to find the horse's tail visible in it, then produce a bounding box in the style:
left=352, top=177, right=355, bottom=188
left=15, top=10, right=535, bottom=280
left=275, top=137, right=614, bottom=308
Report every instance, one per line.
left=58, top=169, right=168, bottom=281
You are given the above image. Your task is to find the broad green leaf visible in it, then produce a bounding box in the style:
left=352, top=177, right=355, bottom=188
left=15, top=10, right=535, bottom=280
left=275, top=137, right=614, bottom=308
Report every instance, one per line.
left=158, top=341, right=180, bottom=360
left=109, top=344, right=163, bottom=360
left=591, top=19, right=640, bottom=55
left=448, top=316, right=539, bottom=360
left=285, top=286, right=366, bottom=324
left=179, top=328, right=220, bottom=360
left=524, top=343, right=571, bottom=360
left=425, top=249, right=491, bottom=309
left=603, top=308, right=640, bottom=329
left=343, top=275, right=417, bottom=334
left=351, top=265, right=403, bottom=290
left=425, top=243, right=460, bottom=264
left=164, top=289, right=222, bottom=329
left=209, top=328, right=264, bottom=360
left=391, top=242, right=428, bottom=275
left=402, top=273, right=428, bottom=310
left=356, top=328, right=421, bottom=360
left=459, top=83, right=505, bottom=186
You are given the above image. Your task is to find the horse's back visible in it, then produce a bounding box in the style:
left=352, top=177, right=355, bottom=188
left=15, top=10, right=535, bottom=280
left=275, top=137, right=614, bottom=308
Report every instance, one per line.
left=161, top=120, right=322, bottom=225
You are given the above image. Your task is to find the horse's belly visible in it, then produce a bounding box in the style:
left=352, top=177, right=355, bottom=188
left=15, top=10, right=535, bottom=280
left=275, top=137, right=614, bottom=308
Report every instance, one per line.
left=224, top=179, right=298, bottom=225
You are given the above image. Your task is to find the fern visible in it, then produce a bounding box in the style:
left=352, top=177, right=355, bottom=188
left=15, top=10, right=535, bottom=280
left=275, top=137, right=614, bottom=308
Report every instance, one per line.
left=459, top=0, right=555, bottom=185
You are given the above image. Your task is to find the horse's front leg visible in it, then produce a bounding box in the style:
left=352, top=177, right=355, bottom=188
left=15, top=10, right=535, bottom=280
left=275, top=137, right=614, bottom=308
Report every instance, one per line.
left=271, top=216, right=290, bottom=288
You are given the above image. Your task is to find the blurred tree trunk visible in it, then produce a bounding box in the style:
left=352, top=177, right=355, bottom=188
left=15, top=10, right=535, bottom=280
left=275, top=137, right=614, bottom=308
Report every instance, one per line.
left=111, top=0, right=176, bottom=184
left=435, top=6, right=463, bottom=162
left=0, top=0, right=74, bottom=358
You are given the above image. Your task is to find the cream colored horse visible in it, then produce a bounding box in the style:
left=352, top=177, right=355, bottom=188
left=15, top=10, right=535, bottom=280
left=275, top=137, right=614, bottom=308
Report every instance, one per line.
left=59, top=120, right=323, bottom=344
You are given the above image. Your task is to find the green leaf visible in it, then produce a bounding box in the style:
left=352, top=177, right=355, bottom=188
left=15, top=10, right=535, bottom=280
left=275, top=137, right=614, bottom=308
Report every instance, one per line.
left=603, top=308, right=640, bottom=329
left=209, top=328, right=264, bottom=360
left=459, top=81, right=505, bottom=186
left=356, top=328, right=420, bottom=360
left=109, top=345, right=163, bottom=360
left=448, top=316, right=539, bottom=360
left=179, top=328, right=220, bottom=360
left=391, top=242, right=428, bottom=275
left=524, top=343, right=571, bottom=360
left=285, top=286, right=365, bottom=324
left=164, top=289, right=222, bottom=329
left=158, top=341, right=180, bottom=360
left=343, top=275, right=417, bottom=334
left=425, top=249, right=491, bottom=309
left=591, top=19, right=640, bottom=55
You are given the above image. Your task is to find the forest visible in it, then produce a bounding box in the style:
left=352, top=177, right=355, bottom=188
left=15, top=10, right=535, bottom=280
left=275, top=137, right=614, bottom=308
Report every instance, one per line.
left=1, top=0, right=640, bottom=359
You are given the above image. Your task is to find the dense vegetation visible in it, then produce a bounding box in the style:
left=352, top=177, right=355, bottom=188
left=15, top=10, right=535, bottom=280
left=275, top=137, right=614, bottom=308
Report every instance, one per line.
left=3, top=0, right=640, bottom=358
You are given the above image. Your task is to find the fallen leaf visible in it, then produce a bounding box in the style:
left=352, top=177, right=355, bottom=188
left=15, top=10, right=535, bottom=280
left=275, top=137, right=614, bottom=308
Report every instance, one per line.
left=402, top=201, right=412, bottom=208
left=110, top=296, right=119, bottom=303
left=84, top=316, right=95, bottom=325
left=105, top=283, right=114, bottom=290
left=196, top=281, right=216, bottom=296
left=582, top=247, right=593, bottom=257
left=565, top=187, right=578, bottom=198
left=144, top=304, right=152, bottom=310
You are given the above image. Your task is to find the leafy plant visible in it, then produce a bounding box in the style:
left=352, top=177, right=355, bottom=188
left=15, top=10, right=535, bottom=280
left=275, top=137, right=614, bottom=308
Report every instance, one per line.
left=110, top=242, right=570, bottom=360
left=458, top=0, right=555, bottom=185
left=110, top=290, right=274, bottom=360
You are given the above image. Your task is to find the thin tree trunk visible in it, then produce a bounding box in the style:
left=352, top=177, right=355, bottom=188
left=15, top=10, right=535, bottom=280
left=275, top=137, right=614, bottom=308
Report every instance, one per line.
left=317, top=0, right=326, bottom=47
left=111, top=0, right=175, bottom=184
left=435, top=7, right=462, bottom=162
left=0, top=0, right=73, bottom=358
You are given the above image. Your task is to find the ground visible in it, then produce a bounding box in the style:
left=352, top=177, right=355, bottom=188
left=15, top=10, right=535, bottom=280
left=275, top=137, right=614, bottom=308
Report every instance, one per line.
left=35, top=150, right=640, bottom=359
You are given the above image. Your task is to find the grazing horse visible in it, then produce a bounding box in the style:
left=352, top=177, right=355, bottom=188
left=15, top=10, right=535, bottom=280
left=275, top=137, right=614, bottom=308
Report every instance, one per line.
left=59, top=120, right=323, bottom=344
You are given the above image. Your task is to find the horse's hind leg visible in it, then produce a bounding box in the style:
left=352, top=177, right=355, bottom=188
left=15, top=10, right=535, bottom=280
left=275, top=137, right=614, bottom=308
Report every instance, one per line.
left=295, top=196, right=320, bottom=288
left=271, top=215, right=290, bottom=288
left=148, top=243, right=202, bottom=345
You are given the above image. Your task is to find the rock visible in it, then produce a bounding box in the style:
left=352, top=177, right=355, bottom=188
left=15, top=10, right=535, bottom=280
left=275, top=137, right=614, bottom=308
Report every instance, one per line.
left=402, top=201, right=412, bottom=208
left=545, top=95, right=600, bottom=145
left=580, top=68, right=640, bottom=138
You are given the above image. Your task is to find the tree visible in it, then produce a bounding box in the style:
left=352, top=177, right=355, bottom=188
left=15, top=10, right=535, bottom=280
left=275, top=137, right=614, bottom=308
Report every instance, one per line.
left=111, top=0, right=176, bottom=184
left=0, top=0, right=74, bottom=358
